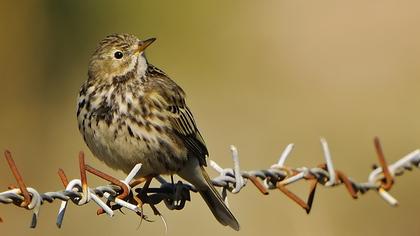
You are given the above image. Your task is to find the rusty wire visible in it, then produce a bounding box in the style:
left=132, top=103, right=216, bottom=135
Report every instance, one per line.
left=0, top=137, right=419, bottom=228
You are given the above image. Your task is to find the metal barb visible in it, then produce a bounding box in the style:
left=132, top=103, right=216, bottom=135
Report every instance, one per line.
left=247, top=176, right=269, bottom=195
left=4, top=150, right=31, bottom=208
left=320, top=138, right=336, bottom=186
left=78, top=152, right=89, bottom=204
left=58, top=168, right=69, bottom=187
left=277, top=143, right=294, bottom=167
left=378, top=188, right=398, bottom=206
left=373, top=137, right=394, bottom=190
left=230, top=145, right=244, bottom=194
left=277, top=182, right=311, bottom=212
left=84, top=164, right=129, bottom=200
left=335, top=170, right=358, bottom=199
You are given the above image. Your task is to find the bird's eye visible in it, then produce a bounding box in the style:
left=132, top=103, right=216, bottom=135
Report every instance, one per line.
left=114, top=51, right=123, bottom=59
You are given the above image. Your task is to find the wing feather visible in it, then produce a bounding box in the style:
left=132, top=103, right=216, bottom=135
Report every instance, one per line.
left=145, top=65, right=209, bottom=166
left=168, top=104, right=208, bottom=166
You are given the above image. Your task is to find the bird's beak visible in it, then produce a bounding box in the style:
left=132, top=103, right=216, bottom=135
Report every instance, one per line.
left=136, top=38, right=156, bottom=53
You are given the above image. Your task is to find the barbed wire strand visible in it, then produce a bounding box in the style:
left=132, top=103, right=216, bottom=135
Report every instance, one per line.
left=0, top=137, right=419, bottom=228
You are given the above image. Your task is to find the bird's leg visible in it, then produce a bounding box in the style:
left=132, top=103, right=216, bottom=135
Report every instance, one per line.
left=143, top=176, right=153, bottom=189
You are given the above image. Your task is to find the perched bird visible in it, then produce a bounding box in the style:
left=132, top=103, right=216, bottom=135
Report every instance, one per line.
left=76, top=33, right=239, bottom=230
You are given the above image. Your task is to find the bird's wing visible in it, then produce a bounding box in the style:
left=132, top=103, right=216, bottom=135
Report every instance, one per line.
left=167, top=102, right=209, bottom=166
left=145, top=65, right=209, bottom=166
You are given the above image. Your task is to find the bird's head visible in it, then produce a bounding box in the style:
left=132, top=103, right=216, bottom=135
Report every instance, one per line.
left=88, top=33, right=156, bottom=82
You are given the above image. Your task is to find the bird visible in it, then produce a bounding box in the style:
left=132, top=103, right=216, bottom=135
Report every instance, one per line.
left=76, top=33, right=239, bottom=231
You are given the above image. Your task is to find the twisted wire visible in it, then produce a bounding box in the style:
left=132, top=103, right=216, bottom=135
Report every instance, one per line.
left=0, top=137, right=419, bottom=228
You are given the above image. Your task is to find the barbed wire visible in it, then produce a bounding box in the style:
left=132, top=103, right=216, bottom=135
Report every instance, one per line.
left=0, top=137, right=419, bottom=229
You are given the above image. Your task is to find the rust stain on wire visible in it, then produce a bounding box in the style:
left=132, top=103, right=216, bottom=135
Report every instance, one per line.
left=336, top=170, right=358, bottom=199
left=4, top=150, right=31, bottom=208
left=276, top=174, right=318, bottom=213
left=276, top=182, right=309, bottom=212
left=79, top=151, right=88, bottom=200
left=84, top=164, right=129, bottom=200
left=247, top=176, right=269, bottom=195
left=83, top=163, right=130, bottom=216
left=374, top=137, right=394, bottom=190
left=58, top=168, right=69, bottom=187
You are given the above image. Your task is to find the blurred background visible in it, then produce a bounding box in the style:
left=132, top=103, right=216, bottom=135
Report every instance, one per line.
left=1, top=0, right=420, bottom=235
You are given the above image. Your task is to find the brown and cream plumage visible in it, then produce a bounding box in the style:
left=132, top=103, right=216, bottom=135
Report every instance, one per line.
left=76, top=33, right=239, bottom=230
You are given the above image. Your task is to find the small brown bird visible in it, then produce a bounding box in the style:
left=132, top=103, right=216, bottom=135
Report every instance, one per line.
left=76, top=33, right=239, bottom=230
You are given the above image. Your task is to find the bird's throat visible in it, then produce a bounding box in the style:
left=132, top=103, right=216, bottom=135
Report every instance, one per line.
left=137, top=53, right=148, bottom=78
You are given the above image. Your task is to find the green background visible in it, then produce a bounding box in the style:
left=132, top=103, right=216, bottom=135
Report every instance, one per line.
left=1, top=1, right=420, bottom=235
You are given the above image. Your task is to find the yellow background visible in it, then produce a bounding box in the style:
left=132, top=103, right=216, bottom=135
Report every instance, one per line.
left=1, top=1, right=420, bottom=235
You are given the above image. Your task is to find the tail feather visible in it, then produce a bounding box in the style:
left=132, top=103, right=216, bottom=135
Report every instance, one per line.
left=198, top=167, right=240, bottom=231
left=178, top=158, right=240, bottom=231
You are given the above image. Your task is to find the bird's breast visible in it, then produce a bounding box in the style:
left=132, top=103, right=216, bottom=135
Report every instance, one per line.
left=77, top=81, right=188, bottom=175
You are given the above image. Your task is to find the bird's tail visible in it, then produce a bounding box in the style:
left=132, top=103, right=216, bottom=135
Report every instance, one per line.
left=197, top=166, right=240, bottom=231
